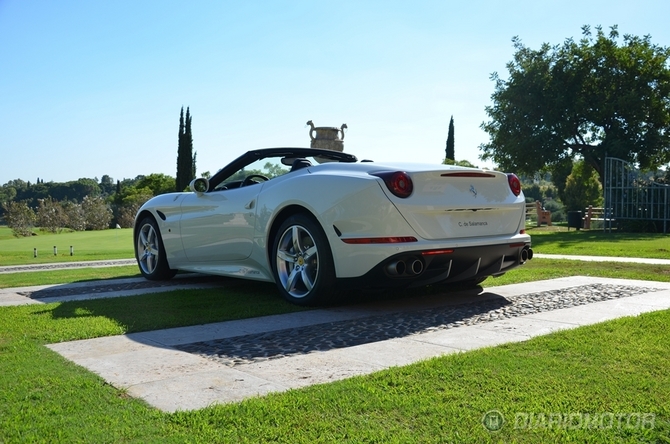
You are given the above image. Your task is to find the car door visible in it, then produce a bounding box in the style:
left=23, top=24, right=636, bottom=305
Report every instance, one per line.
left=178, top=185, right=259, bottom=262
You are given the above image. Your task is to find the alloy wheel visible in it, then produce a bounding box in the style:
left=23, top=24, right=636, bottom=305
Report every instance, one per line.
left=275, top=225, right=319, bottom=299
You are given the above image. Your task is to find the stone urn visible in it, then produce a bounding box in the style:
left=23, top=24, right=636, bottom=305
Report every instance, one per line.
left=306, top=120, right=347, bottom=152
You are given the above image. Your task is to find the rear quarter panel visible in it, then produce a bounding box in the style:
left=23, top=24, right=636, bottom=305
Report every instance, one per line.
left=253, top=169, right=416, bottom=278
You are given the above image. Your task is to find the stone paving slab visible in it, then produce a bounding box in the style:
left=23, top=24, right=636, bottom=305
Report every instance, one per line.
left=0, top=259, right=136, bottom=274
left=240, top=351, right=386, bottom=390
left=324, top=338, right=459, bottom=368
left=72, top=347, right=221, bottom=388
left=410, top=324, right=531, bottom=351
left=46, top=276, right=670, bottom=413
left=0, top=274, right=221, bottom=306
left=126, top=367, right=288, bottom=412
left=533, top=253, right=670, bottom=265
left=472, top=316, right=576, bottom=337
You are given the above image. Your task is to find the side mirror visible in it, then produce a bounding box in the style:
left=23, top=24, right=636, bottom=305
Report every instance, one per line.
left=189, top=177, right=209, bottom=194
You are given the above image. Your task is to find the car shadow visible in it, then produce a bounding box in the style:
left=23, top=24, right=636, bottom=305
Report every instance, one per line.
left=175, top=288, right=512, bottom=364
left=37, top=276, right=512, bottom=360
left=22, top=273, right=231, bottom=301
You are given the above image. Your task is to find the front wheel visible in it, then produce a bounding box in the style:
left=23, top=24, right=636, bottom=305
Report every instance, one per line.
left=135, top=216, right=176, bottom=280
left=271, top=214, right=335, bottom=305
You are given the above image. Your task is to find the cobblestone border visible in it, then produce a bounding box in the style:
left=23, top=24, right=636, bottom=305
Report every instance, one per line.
left=176, top=284, right=662, bottom=367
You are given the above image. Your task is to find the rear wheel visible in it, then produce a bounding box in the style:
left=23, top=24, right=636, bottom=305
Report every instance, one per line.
left=271, top=214, right=335, bottom=305
left=135, top=217, right=176, bottom=280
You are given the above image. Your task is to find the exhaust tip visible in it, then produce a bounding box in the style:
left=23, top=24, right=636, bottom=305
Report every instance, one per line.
left=520, top=248, right=528, bottom=263
left=519, top=246, right=533, bottom=263
left=386, top=260, right=406, bottom=276
left=409, top=259, right=424, bottom=275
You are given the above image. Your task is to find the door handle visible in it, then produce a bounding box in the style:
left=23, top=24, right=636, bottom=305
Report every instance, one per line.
left=245, top=200, right=255, bottom=210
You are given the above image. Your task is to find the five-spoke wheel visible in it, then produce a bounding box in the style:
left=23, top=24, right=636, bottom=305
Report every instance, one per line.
left=272, top=214, right=334, bottom=305
left=135, top=217, right=176, bottom=280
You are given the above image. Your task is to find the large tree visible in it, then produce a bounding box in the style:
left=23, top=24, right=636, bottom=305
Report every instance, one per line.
left=445, top=115, right=455, bottom=161
left=480, top=25, right=670, bottom=184
left=136, top=173, right=176, bottom=196
left=176, top=106, right=196, bottom=191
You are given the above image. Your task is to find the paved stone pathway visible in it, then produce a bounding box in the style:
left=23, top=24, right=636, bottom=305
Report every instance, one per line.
left=45, top=276, right=670, bottom=412
left=176, top=283, right=662, bottom=367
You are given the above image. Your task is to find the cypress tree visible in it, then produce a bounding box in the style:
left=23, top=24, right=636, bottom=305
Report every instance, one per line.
left=445, top=115, right=455, bottom=161
left=176, top=107, right=195, bottom=191
left=186, top=108, right=196, bottom=180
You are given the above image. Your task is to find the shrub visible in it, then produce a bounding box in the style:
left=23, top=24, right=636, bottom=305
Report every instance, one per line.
left=61, top=201, right=86, bottom=231
left=113, top=187, right=153, bottom=228
left=563, top=161, right=603, bottom=212
left=36, top=198, right=67, bottom=233
left=543, top=200, right=565, bottom=222
left=2, top=200, right=36, bottom=237
left=82, top=195, right=113, bottom=230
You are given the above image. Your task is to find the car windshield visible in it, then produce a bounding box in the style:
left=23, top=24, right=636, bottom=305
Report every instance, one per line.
left=212, top=153, right=339, bottom=191
left=220, top=158, right=288, bottom=186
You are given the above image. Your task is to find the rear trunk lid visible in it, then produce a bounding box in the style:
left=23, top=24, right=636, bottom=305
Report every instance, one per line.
left=377, top=167, right=525, bottom=240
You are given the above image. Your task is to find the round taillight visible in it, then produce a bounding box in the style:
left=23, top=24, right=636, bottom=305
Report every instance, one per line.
left=371, top=171, right=413, bottom=198
left=507, top=173, right=521, bottom=197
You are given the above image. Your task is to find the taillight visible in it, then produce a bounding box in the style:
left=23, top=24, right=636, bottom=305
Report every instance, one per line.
left=440, top=172, right=495, bottom=178
left=507, top=173, right=521, bottom=197
left=371, top=171, right=413, bottom=198
left=341, top=236, right=418, bottom=244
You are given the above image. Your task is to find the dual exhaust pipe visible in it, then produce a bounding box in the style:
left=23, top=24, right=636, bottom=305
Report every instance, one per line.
left=386, top=258, right=424, bottom=276
left=386, top=246, right=532, bottom=277
left=520, top=246, right=533, bottom=263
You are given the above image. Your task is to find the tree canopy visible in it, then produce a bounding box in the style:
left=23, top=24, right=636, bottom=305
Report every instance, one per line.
left=0, top=172, right=173, bottom=232
left=480, top=25, right=670, bottom=184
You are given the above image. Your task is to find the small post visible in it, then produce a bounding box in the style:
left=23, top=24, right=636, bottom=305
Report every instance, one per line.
left=70, top=246, right=74, bottom=256
left=53, top=246, right=57, bottom=256
left=34, top=248, right=37, bottom=258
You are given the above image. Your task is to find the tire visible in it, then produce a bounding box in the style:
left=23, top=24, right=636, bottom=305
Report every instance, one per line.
left=271, top=214, right=335, bottom=305
left=135, top=216, right=176, bottom=280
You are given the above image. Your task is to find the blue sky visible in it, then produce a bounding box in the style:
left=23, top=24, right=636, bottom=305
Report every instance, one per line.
left=1, top=0, right=669, bottom=184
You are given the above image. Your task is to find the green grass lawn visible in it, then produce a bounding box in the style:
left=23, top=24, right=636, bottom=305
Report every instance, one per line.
left=0, top=226, right=134, bottom=265
left=2, top=229, right=670, bottom=441
left=0, top=265, right=140, bottom=289
left=1, top=292, right=668, bottom=442
left=527, top=225, right=670, bottom=258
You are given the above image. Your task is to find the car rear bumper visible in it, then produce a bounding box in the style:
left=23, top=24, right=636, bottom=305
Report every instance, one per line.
left=337, top=242, right=532, bottom=289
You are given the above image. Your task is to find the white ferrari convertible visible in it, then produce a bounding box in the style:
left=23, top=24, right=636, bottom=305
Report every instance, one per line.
left=134, top=147, right=532, bottom=305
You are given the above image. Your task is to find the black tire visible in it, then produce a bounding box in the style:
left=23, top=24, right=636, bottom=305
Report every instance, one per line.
left=135, top=216, right=177, bottom=280
left=271, top=214, right=335, bottom=305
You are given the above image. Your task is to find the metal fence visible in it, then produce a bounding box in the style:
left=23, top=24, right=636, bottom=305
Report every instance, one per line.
left=604, top=157, right=670, bottom=233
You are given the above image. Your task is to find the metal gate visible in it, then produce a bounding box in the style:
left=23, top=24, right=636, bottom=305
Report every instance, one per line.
left=604, top=157, right=670, bottom=233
